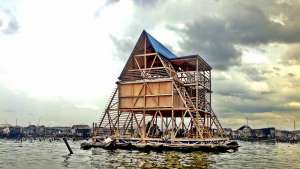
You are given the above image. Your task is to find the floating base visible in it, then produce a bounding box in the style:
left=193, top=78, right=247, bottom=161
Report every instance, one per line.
left=81, top=139, right=239, bottom=152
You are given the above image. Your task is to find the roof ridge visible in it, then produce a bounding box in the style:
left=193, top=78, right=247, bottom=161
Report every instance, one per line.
left=143, top=31, right=177, bottom=59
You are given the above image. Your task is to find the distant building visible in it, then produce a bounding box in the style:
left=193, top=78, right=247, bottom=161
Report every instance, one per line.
left=1, top=124, right=92, bottom=139
left=293, top=130, right=300, bottom=135
left=231, top=130, right=239, bottom=139
left=293, top=130, right=300, bottom=141
left=45, top=127, right=72, bottom=136
left=276, top=130, right=291, bottom=138
left=233, top=125, right=275, bottom=141
left=0, top=124, right=11, bottom=137
left=276, top=130, right=297, bottom=142
left=72, top=125, right=91, bottom=138
left=23, top=125, right=37, bottom=136
left=252, top=127, right=275, bottom=139
left=237, top=125, right=252, bottom=139
left=232, top=125, right=297, bottom=142
left=8, top=126, right=23, bottom=138
left=36, top=125, right=46, bottom=136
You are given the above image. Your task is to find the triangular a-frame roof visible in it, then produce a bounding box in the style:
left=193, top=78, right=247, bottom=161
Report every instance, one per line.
left=144, top=31, right=176, bottom=59
left=118, top=30, right=177, bottom=79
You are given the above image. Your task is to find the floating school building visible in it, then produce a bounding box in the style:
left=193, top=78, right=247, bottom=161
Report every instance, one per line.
left=93, top=30, right=227, bottom=145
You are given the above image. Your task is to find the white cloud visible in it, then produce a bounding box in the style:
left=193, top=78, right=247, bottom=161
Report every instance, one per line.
left=0, top=0, right=127, bottom=100
left=0, top=0, right=130, bottom=125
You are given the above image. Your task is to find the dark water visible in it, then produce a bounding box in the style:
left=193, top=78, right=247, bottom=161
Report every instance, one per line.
left=0, top=139, right=299, bottom=169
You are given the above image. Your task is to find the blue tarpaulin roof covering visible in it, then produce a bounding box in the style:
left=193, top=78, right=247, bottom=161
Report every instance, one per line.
left=118, top=30, right=177, bottom=79
left=144, top=31, right=177, bottom=59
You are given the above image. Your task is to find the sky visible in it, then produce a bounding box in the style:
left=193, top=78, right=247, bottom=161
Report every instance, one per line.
left=0, top=0, right=299, bottom=129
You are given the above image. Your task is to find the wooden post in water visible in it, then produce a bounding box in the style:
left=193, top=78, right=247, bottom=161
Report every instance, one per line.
left=63, top=138, right=73, bottom=154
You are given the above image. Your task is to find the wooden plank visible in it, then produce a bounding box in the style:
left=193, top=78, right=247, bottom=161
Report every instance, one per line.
left=134, top=52, right=157, bottom=57
left=147, top=82, right=159, bottom=95
left=119, top=84, right=132, bottom=97
left=134, top=98, right=144, bottom=108
left=146, top=96, right=158, bottom=108
left=133, top=83, right=144, bottom=96
left=119, top=98, right=132, bottom=108
left=173, top=94, right=184, bottom=108
left=159, top=96, right=172, bottom=107
left=159, top=81, right=172, bottom=94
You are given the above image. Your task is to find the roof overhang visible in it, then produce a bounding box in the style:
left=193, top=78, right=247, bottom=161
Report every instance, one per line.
left=170, top=55, right=212, bottom=71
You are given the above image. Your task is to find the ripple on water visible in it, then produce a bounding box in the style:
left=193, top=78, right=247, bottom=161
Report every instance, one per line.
left=0, top=140, right=300, bottom=169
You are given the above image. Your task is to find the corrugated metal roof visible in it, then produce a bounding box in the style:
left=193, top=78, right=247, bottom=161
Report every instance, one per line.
left=144, top=31, right=177, bottom=59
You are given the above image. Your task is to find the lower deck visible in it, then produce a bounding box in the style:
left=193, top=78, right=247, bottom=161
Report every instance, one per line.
left=93, top=136, right=229, bottom=144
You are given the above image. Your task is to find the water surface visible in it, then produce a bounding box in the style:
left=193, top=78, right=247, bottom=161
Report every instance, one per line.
left=0, top=139, right=299, bottom=169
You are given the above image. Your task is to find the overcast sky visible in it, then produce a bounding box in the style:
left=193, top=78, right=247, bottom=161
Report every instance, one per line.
left=0, top=0, right=299, bottom=129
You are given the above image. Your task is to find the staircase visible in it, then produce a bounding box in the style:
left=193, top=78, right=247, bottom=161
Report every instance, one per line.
left=95, top=86, right=143, bottom=137
left=173, top=81, right=205, bottom=138
left=210, top=107, right=224, bottom=136
left=94, top=87, right=119, bottom=136
left=159, top=57, right=206, bottom=138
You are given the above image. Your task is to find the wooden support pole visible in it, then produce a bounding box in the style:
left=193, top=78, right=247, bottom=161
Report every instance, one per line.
left=161, top=112, right=163, bottom=134
left=171, top=110, right=174, bottom=140
left=63, top=138, right=73, bottom=154
left=130, top=112, right=133, bottom=137
left=143, top=111, right=146, bottom=140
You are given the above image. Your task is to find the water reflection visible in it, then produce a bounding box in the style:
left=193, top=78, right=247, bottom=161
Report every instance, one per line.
left=62, top=154, right=71, bottom=167
left=91, top=149, right=215, bottom=169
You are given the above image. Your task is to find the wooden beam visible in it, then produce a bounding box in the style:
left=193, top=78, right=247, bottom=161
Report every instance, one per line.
left=134, top=52, right=157, bottom=57
left=132, top=85, right=145, bottom=107
left=146, top=111, right=158, bottom=137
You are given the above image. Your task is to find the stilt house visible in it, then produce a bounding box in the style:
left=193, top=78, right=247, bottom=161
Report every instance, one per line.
left=94, top=30, right=225, bottom=142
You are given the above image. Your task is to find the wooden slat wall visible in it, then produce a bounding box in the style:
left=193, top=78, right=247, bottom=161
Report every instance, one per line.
left=173, top=94, right=184, bottom=108
left=119, top=81, right=173, bottom=109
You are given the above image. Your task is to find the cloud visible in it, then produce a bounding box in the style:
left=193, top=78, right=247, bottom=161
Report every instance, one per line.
left=240, top=65, right=271, bottom=81
left=132, top=0, right=163, bottom=7
left=288, top=73, right=295, bottom=77
left=220, top=111, right=300, bottom=130
left=108, top=0, right=300, bottom=70
left=0, top=8, right=19, bottom=35
left=281, top=43, right=300, bottom=65
left=105, top=0, right=162, bottom=7
left=0, top=84, right=99, bottom=126
left=169, top=0, right=300, bottom=69
left=174, top=18, right=242, bottom=69
left=224, top=1, right=300, bottom=44
left=110, top=34, right=135, bottom=61
left=211, top=63, right=300, bottom=119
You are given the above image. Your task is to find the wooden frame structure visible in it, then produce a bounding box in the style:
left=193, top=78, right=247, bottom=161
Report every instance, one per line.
left=93, top=31, right=225, bottom=143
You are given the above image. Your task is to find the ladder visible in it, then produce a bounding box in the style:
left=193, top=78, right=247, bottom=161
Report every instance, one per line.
left=173, top=81, right=205, bottom=138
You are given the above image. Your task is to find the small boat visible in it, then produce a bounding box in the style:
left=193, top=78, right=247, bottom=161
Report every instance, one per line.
left=80, top=142, right=93, bottom=150
left=223, top=140, right=239, bottom=150
left=94, top=140, right=116, bottom=149
left=80, top=138, right=116, bottom=150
